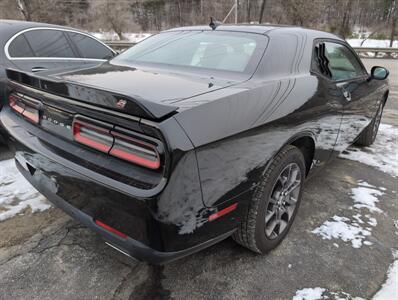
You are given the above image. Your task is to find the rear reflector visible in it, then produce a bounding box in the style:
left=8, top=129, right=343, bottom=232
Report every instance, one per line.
left=95, top=220, right=128, bottom=239
left=73, top=120, right=113, bottom=153
left=208, top=203, right=238, bottom=222
left=110, top=131, right=160, bottom=170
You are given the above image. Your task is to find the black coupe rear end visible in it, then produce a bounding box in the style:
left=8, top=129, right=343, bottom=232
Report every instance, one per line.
left=1, top=25, right=388, bottom=264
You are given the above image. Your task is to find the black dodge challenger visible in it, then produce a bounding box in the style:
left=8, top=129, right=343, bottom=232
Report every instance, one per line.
left=0, top=25, right=389, bottom=264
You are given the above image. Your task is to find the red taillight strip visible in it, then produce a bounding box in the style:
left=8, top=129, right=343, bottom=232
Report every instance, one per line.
left=9, top=94, right=25, bottom=114
left=73, top=120, right=113, bottom=153
left=9, top=94, right=39, bottom=124
left=95, top=220, right=128, bottom=239
left=22, top=108, right=39, bottom=124
left=110, top=147, right=160, bottom=169
left=110, top=131, right=160, bottom=169
left=72, top=116, right=161, bottom=170
left=208, top=203, right=238, bottom=222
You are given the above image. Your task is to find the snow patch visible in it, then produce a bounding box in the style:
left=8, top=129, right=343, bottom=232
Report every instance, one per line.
left=347, top=38, right=398, bottom=48
left=312, top=215, right=371, bottom=248
left=0, top=159, right=50, bottom=221
left=90, top=31, right=152, bottom=43
left=366, top=215, right=378, bottom=227
left=293, top=287, right=326, bottom=300
left=351, top=182, right=384, bottom=213
left=312, top=180, right=384, bottom=248
left=353, top=213, right=364, bottom=224
left=372, top=250, right=398, bottom=300
left=339, top=124, right=398, bottom=177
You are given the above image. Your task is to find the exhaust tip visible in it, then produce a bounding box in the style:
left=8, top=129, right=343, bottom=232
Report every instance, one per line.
left=104, top=242, right=139, bottom=262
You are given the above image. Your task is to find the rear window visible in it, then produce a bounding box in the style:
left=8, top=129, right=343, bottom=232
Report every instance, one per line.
left=113, top=31, right=267, bottom=74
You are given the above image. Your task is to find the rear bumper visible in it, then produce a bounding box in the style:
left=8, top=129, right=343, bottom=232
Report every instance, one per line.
left=1, top=107, right=239, bottom=264
left=15, top=160, right=234, bottom=264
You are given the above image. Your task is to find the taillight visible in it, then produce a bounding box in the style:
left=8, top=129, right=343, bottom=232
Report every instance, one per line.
left=8, top=93, right=39, bottom=124
left=22, top=105, right=39, bottom=123
left=9, top=94, right=25, bottom=114
left=72, top=119, right=113, bottom=153
left=110, top=131, right=160, bottom=170
left=73, top=116, right=161, bottom=170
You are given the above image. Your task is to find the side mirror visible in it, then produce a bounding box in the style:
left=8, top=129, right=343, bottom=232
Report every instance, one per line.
left=370, top=66, right=389, bottom=80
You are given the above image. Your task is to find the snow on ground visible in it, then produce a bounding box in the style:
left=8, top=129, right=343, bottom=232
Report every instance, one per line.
left=90, top=32, right=152, bottom=43
left=0, top=159, right=50, bottom=222
left=292, top=287, right=367, bottom=300
left=87, top=33, right=398, bottom=48
left=292, top=287, right=325, bottom=300
left=373, top=250, right=398, bottom=300
left=312, top=215, right=371, bottom=248
left=339, top=124, right=398, bottom=177
left=347, top=39, right=398, bottom=48
left=293, top=250, right=398, bottom=300
left=312, top=179, right=385, bottom=248
left=351, top=181, right=384, bottom=213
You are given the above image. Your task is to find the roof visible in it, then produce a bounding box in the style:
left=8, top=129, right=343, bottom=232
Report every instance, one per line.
left=166, top=24, right=343, bottom=41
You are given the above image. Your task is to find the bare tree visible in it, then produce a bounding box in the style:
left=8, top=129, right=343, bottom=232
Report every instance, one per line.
left=389, top=0, right=397, bottom=47
left=16, top=0, right=33, bottom=21
left=259, top=0, right=267, bottom=23
left=281, top=0, right=322, bottom=27
left=89, top=0, right=135, bottom=40
left=0, top=0, right=392, bottom=46
left=339, top=0, right=353, bottom=38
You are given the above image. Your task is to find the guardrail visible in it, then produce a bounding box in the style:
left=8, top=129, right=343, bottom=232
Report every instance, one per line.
left=105, top=41, right=398, bottom=58
left=105, top=41, right=136, bottom=51
left=353, top=47, right=398, bottom=58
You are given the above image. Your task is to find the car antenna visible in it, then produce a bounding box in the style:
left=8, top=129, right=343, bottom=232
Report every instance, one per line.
left=209, top=17, right=222, bottom=30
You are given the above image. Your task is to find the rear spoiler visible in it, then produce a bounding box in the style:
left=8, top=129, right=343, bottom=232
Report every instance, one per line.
left=6, top=68, right=178, bottom=120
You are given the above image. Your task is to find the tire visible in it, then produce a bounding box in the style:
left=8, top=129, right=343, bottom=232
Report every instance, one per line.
left=232, top=145, right=306, bottom=254
left=355, top=102, right=383, bottom=147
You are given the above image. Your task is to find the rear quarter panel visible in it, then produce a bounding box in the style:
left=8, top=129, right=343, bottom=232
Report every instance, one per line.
left=175, top=74, right=342, bottom=207
left=174, top=30, right=344, bottom=208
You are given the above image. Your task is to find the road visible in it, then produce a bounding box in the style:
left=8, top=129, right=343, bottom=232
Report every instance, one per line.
left=0, top=59, right=397, bottom=300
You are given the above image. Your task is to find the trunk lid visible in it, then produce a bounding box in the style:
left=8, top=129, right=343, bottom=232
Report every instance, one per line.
left=6, top=62, right=238, bottom=120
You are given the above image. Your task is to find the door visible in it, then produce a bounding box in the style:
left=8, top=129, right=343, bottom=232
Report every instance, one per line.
left=314, top=41, right=378, bottom=152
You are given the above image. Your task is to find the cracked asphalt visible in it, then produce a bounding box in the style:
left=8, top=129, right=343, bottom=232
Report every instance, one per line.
left=0, top=59, right=397, bottom=300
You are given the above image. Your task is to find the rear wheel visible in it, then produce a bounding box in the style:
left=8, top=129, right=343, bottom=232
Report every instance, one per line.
left=355, top=103, right=383, bottom=147
left=233, top=145, right=306, bottom=253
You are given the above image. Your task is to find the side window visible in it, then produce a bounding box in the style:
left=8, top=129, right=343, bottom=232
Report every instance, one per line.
left=24, top=29, right=76, bottom=58
left=324, top=42, right=365, bottom=81
left=67, top=32, right=114, bottom=59
left=8, top=35, right=34, bottom=57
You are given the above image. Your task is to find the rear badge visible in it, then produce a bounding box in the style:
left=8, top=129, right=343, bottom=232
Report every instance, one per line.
left=116, top=99, right=127, bottom=109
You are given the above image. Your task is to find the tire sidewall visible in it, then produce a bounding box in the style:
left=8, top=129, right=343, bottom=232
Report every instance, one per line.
left=253, top=147, right=306, bottom=252
left=371, top=103, right=383, bottom=142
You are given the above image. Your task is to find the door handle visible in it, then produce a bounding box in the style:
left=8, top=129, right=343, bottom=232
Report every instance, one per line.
left=31, top=67, right=48, bottom=73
